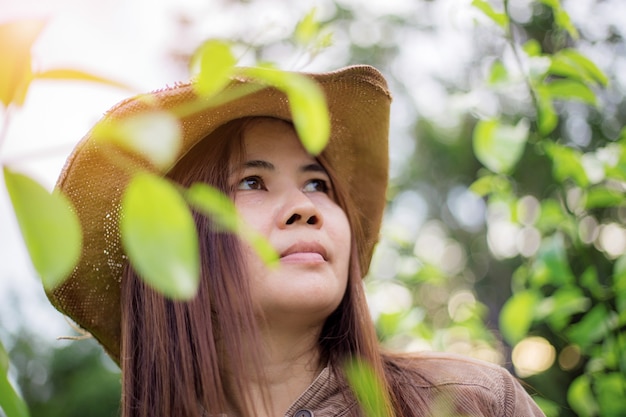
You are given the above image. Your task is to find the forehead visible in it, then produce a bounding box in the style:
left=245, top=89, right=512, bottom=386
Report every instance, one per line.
left=241, top=118, right=314, bottom=162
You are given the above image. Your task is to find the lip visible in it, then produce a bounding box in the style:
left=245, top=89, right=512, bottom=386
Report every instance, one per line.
left=280, top=241, right=328, bottom=263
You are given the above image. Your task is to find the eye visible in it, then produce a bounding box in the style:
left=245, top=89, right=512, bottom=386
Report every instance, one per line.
left=238, top=176, right=266, bottom=190
left=303, top=178, right=329, bottom=194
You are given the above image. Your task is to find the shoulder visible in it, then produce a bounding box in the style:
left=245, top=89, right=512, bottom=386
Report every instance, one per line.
left=383, top=351, right=545, bottom=417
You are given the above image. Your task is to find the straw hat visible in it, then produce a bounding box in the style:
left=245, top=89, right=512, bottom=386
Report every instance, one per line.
left=48, top=65, right=391, bottom=363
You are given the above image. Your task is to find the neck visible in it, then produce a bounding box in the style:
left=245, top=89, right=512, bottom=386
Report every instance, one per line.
left=225, top=321, right=325, bottom=417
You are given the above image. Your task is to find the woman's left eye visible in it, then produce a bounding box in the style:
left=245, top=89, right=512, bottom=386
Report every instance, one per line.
left=303, top=179, right=329, bottom=193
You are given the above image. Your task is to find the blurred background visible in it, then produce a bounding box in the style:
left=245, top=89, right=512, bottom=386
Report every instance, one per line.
left=1, top=0, right=625, bottom=416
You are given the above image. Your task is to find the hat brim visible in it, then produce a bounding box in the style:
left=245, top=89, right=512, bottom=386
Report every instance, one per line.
left=49, top=65, right=391, bottom=364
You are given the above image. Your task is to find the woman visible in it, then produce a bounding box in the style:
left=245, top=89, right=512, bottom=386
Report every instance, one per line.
left=48, top=65, right=544, bottom=416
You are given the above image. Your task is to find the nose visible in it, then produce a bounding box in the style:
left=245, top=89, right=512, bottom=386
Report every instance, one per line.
left=279, top=190, right=323, bottom=229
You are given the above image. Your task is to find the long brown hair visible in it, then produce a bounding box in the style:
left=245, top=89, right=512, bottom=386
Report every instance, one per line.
left=120, top=117, right=397, bottom=417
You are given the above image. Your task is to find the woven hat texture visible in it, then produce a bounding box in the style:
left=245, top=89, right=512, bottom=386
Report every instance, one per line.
left=49, top=65, right=392, bottom=363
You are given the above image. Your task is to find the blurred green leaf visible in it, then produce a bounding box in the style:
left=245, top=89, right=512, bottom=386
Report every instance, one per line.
left=344, top=358, right=390, bottom=417
left=469, top=174, right=511, bottom=197
left=540, top=0, right=579, bottom=39
left=473, top=118, right=529, bottom=174
left=0, top=339, right=30, bottom=417
left=535, top=199, right=567, bottom=234
left=532, top=234, right=576, bottom=287
left=471, top=0, right=509, bottom=30
left=4, top=168, right=82, bottom=290
left=550, top=49, right=609, bottom=86
left=536, top=286, right=590, bottom=331
left=488, top=60, right=508, bottom=85
left=544, top=142, right=589, bottom=187
left=535, top=86, right=559, bottom=135
left=93, top=111, right=182, bottom=170
left=186, top=183, right=278, bottom=266
left=499, top=290, right=539, bottom=345
left=580, top=266, right=608, bottom=300
left=0, top=340, right=8, bottom=375
left=191, top=39, right=237, bottom=97
left=545, top=79, right=597, bottom=105
left=0, top=19, right=46, bottom=107
left=34, top=68, right=133, bottom=91
left=523, top=39, right=542, bottom=57
left=567, top=304, right=618, bottom=350
left=121, top=173, right=199, bottom=300
left=597, top=373, right=626, bottom=416
left=295, top=8, right=320, bottom=45
left=584, top=186, right=625, bottom=209
left=238, top=67, right=329, bottom=155
left=614, top=256, right=626, bottom=314
left=0, top=374, right=31, bottom=417
left=568, top=374, right=598, bottom=417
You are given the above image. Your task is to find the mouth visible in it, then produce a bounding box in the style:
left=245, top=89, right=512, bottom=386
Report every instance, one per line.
left=280, top=242, right=328, bottom=263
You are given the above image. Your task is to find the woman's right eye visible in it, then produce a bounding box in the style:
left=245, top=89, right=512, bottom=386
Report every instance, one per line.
left=238, top=176, right=265, bottom=190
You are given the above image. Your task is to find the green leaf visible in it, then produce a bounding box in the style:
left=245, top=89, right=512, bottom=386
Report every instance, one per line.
left=191, top=39, right=237, bottom=97
left=120, top=173, right=199, bottom=300
left=469, top=174, right=511, bottom=197
left=532, top=234, right=576, bottom=287
left=535, top=86, right=558, bottom=136
left=499, top=290, right=540, bottom=345
left=295, top=8, right=320, bottom=45
left=584, top=186, right=625, bottom=209
left=93, top=111, right=182, bottom=170
left=4, top=168, right=82, bottom=290
left=566, top=304, right=618, bottom=350
left=344, top=358, right=390, bottom=417
left=471, top=0, right=509, bottom=30
left=614, top=256, right=626, bottom=314
left=472, top=118, right=529, bottom=174
left=238, top=67, right=330, bottom=155
left=580, top=266, right=608, bottom=300
left=488, top=60, right=508, bottom=85
left=0, top=373, right=31, bottom=417
left=536, top=286, right=590, bottom=331
left=545, top=79, right=597, bottom=105
left=568, top=374, right=598, bottom=417
left=34, top=68, right=133, bottom=91
left=596, top=373, right=626, bottom=416
left=550, top=49, right=609, bottom=86
left=186, top=183, right=278, bottom=266
left=544, top=142, right=589, bottom=187
left=0, top=19, right=46, bottom=107
left=540, top=0, right=579, bottom=39
left=522, top=39, right=542, bottom=57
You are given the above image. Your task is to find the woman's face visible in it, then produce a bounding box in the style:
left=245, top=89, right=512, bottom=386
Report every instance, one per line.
left=231, top=118, right=351, bottom=328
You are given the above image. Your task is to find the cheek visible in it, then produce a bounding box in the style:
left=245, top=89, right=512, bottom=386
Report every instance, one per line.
left=235, top=197, right=272, bottom=235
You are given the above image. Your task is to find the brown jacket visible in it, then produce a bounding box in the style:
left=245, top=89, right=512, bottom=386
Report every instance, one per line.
left=285, top=352, right=545, bottom=417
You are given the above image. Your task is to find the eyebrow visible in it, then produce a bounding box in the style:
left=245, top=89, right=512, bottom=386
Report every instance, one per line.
left=241, top=160, right=328, bottom=175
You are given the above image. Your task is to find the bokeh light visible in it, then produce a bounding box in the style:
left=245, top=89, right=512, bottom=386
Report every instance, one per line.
left=512, top=336, right=556, bottom=378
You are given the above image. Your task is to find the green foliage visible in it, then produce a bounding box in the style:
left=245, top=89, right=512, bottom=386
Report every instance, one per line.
left=191, top=39, right=237, bottom=96
left=3, top=168, right=82, bottom=291
left=185, top=183, right=279, bottom=266
left=120, top=173, right=200, bottom=300
left=0, top=340, right=30, bottom=417
left=344, top=359, right=390, bottom=417
left=466, top=1, right=626, bottom=414
left=472, top=118, right=529, bottom=174
left=237, top=66, right=330, bottom=155
left=92, top=111, right=183, bottom=170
